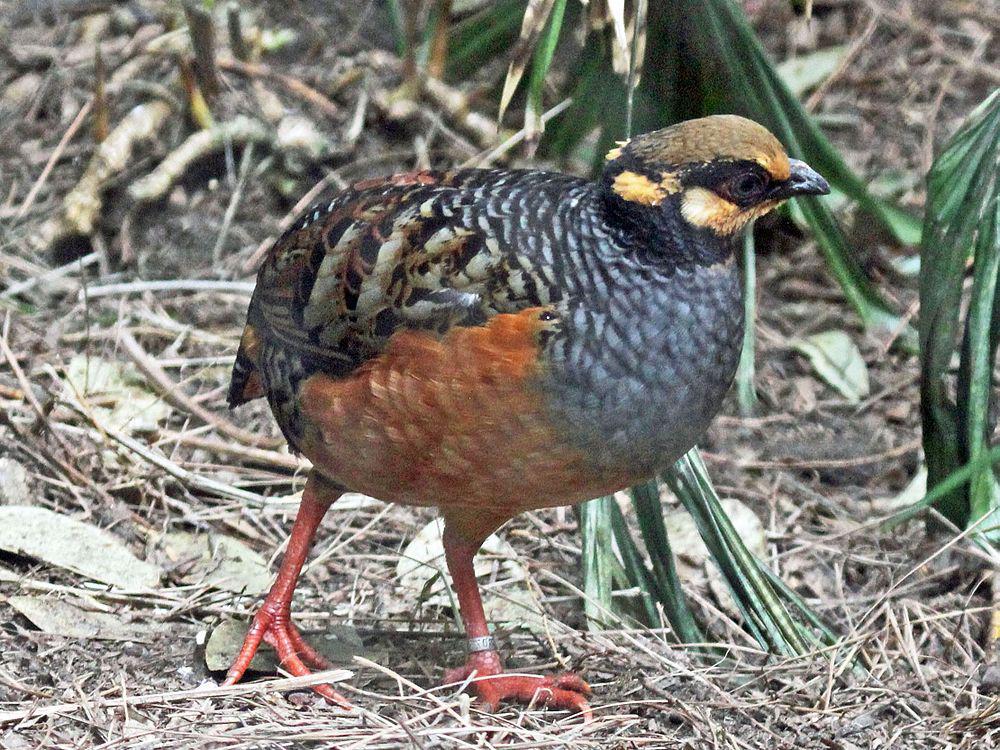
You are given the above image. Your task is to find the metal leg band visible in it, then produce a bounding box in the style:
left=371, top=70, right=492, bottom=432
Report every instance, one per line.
left=467, top=635, right=497, bottom=653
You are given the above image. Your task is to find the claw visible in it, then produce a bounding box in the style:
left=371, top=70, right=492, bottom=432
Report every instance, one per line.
left=222, top=599, right=351, bottom=709
left=445, top=655, right=591, bottom=720
left=473, top=672, right=592, bottom=719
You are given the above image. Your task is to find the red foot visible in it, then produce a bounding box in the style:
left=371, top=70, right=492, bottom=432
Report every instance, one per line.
left=221, top=598, right=351, bottom=708
left=444, top=652, right=592, bottom=720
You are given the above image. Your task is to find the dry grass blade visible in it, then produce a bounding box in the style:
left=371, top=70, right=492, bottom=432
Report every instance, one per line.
left=15, top=99, right=93, bottom=221
left=182, top=0, right=220, bottom=96
left=606, top=0, right=630, bottom=70
left=117, top=328, right=280, bottom=449
left=497, top=0, right=557, bottom=123
left=0, top=670, right=353, bottom=726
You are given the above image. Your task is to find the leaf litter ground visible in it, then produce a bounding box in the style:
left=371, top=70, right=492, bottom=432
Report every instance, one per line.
left=0, top=1, right=998, bottom=748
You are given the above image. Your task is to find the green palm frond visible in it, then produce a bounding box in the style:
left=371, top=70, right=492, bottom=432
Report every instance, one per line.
left=919, top=88, right=1000, bottom=538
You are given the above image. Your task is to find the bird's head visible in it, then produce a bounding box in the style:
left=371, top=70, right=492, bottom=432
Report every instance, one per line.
left=601, top=115, right=829, bottom=240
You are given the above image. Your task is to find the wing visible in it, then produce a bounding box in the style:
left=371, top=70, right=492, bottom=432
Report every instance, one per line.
left=228, top=168, right=584, bottom=412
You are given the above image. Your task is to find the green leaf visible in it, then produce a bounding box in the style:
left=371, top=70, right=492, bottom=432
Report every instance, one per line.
left=884, top=442, right=1000, bottom=531
left=662, top=449, right=822, bottom=656
left=919, top=88, right=1000, bottom=528
left=606, top=499, right=662, bottom=630
left=524, top=0, right=567, bottom=141
left=446, top=0, right=525, bottom=80
left=629, top=481, right=704, bottom=643
left=736, top=228, right=758, bottom=416
left=962, top=197, right=1000, bottom=539
left=578, top=496, right=618, bottom=630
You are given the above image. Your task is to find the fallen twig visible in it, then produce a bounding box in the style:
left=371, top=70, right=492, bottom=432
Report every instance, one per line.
left=117, top=328, right=281, bottom=450
left=701, top=439, right=921, bottom=470
left=129, top=116, right=270, bottom=204
left=36, top=100, right=173, bottom=250
left=242, top=170, right=346, bottom=274
left=215, top=140, right=256, bottom=264
left=156, top=430, right=309, bottom=472
left=78, top=279, right=255, bottom=301
left=2, top=252, right=100, bottom=300
left=16, top=99, right=93, bottom=221
left=76, top=412, right=268, bottom=506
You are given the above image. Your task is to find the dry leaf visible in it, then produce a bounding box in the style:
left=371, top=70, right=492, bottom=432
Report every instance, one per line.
left=10, top=595, right=156, bottom=641
left=0, top=506, right=161, bottom=589
left=152, top=531, right=271, bottom=595
left=776, top=45, right=847, bottom=97
left=498, top=0, right=558, bottom=122
left=62, top=355, right=171, bottom=434
left=204, top=619, right=366, bottom=672
left=874, top=465, right=927, bottom=512
left=793, top=330, right=870, bottom=403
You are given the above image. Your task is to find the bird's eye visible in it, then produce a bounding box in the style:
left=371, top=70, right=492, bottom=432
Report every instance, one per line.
left=722, top=172, right=767, bottom=203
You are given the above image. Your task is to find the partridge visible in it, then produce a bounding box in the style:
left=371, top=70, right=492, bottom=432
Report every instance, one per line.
left=223, top=115, right=830, bottom=715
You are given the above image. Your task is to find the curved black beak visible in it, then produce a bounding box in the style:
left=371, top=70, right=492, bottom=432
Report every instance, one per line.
left=781, top=158, right=830, bottom=197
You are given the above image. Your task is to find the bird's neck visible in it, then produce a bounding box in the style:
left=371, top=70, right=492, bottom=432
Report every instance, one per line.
left=599, top=186, right=737, bottom=272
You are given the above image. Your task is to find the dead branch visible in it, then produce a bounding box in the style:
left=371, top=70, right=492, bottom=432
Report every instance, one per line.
left=128, top=116, right=270, bottom=204
left=35, top=100, right=173, bottom=250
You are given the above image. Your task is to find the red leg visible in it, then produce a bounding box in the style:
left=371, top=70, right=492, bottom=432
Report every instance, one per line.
left=440, top=515, right=592, bottom=720
left=222, top=473, right=350, bottom=708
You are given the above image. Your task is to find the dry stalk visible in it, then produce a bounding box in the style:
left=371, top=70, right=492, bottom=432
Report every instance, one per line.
left=226, top=2, right=250, bottom=62
left=35, top=99, right=173, bottom=250
left=128, top=116, right=269, bottom=204
left=182, top=0, right=220, bottom=96
left=78, top=279, right=255, bottom=300
left=92, top=45, right=109, bottom=143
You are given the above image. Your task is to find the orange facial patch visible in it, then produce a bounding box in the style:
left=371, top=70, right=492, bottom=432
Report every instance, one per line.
left=681, top=187, right=784, bottom=236
left=611, top=170, right=680, bottom=206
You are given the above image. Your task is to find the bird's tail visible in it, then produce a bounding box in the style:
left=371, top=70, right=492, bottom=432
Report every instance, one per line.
left=228, top=324, right=265, bottom=408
